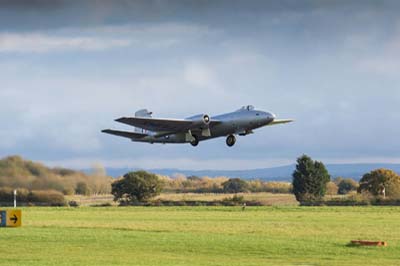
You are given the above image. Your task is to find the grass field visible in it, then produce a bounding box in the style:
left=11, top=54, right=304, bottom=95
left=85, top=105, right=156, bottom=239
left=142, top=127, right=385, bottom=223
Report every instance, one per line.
left=0, top=206, right=399, bottom=266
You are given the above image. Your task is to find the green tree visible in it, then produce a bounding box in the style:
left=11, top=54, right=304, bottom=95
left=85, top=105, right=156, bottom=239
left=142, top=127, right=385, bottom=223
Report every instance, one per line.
left=292, top=155, right=330, bottom=202
left=336, top=178, right=358, bottom=195
left=222, top=178, right=249, bottom=193
left=112, top=171, right=163, bottom=203
left=358, top=168, right=400, bottom=198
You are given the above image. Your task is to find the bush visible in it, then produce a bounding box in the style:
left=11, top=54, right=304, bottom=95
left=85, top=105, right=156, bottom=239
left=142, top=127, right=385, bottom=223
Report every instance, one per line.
left=63, top=187, right=76, bottom=195
left=326, top=182, right=338, bottom=195
left=0, top=188, right=66, bottom=206
left=27, top=190, right=66, bottom=206
left=75, top=182, right=91, bottom=195
left=336, top=178, right=358, bottom=195
left=222, top=178, right=249, bottom=193
left=0, top=188, right=30, bottom=204
left=0, top=187, right=15, bottom=202
left=112, top=171, right=163, bottom=203
left=69, top=200, right=80, bottom=207
left=358, top=169, right=400, bottom=198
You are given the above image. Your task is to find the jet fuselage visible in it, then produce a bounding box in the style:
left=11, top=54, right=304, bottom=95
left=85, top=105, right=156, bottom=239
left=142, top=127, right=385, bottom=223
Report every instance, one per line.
left=136, top=108, right=275, bottom=144
left=102, top=105, right=292, bottom=147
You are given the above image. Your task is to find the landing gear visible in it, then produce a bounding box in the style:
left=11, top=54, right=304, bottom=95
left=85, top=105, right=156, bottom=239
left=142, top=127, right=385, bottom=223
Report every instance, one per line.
left=190, top=135, right=199, bottom=147
left=226, top=135, right=236, bottom=147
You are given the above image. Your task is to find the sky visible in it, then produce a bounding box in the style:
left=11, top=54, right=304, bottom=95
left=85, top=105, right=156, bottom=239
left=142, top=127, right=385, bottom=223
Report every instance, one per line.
left=1, top=0, right=400, bottom=170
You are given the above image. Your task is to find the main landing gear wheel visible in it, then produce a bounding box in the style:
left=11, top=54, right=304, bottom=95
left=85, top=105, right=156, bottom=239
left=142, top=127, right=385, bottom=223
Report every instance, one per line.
left=190, top=135, right=199, bottom=147
left=226, top=135, right=236, bottom=147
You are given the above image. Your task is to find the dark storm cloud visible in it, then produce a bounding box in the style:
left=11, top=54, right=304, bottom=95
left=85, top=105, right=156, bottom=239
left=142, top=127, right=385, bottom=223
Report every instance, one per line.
left=1, top=0, right=400, bottom=31
left=0, top=0, right=66, bottom=9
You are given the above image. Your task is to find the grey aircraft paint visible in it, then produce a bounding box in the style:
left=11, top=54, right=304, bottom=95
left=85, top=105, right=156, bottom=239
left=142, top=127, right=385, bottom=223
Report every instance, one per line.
left=102, top=105, right=292, bottom=147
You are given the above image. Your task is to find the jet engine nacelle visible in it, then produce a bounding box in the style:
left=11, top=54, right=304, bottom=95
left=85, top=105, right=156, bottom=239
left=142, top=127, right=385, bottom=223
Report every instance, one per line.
left=187, top=114, right=210, bottom=127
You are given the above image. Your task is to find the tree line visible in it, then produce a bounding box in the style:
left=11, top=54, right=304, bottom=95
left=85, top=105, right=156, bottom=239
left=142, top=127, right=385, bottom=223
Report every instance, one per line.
left=292, top=155, right=400, bottom=204
left=2, top=155, right=400, bottom=206
left=112, top=155, right=400, bottom=205
left=0, top=156, right=112, bottom=205
left=159, top=175, right=292, bottom=194
left=0, top=156, right=112, bottom=195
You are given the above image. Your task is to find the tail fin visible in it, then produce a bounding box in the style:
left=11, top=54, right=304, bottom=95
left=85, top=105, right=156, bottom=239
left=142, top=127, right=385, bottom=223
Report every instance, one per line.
left=134, top=109, right=152, bottom=133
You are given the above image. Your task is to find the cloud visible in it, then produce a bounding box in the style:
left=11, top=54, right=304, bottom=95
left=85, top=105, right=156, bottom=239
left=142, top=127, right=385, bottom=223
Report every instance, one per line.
left=1, top=3, right=400, bottom=169
left=0, top=23, right=213, bottom=53
left=0, top=33, right=131, bottom=53
left=0, top=0, right=66, bottom=9
left=356, top=32, right=400, bottom=77
left=0, top=129, right=31, bottom=149
left=45, top=123, right=102, bottom=152
left=184, top=62, right=219, bottom=88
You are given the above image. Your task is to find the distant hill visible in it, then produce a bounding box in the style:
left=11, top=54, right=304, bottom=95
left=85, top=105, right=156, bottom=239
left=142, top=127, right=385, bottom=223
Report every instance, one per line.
left=102, top=164, right=400, bottom=181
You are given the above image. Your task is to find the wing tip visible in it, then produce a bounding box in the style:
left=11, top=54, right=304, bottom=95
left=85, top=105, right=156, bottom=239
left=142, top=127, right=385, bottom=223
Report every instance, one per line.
left=115, top=117, right=125, bottom=122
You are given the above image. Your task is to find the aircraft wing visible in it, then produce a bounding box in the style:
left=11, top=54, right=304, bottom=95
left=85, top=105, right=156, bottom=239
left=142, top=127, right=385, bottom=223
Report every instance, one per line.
left=268, top=119, right=294, bottom=126
left=115, top=117, right=221, bottom=132
left=101, top=129, right=148, bottom=139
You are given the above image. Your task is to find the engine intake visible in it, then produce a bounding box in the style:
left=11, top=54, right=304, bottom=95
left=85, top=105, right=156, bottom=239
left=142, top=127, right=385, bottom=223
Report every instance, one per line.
left=203, top=114, right=210, bottom=125
left=186, top=113, right=211, bottom=127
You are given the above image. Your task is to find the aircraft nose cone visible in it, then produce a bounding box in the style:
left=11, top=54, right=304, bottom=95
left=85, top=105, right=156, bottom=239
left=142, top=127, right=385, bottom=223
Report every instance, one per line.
left=259, top=112, right=275, bottom=125
left=265, top=112, right=276, bottom=121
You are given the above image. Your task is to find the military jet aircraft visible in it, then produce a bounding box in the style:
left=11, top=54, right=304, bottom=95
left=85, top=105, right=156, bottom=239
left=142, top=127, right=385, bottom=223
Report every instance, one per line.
left=102, top=105, right=293, bottom=147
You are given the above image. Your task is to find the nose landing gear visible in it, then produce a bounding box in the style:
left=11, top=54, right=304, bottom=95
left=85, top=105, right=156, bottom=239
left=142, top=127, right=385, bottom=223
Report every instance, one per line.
left=226, top=135, right=236, bottom=147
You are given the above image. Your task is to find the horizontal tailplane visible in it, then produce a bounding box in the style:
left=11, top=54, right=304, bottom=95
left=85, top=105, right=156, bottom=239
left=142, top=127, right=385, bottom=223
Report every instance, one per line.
left=102, top=129, right=148, bottom=139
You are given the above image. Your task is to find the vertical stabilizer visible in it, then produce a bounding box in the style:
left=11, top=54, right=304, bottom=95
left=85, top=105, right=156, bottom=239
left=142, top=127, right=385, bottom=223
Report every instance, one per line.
left=134, top=109, right=152, bottom=133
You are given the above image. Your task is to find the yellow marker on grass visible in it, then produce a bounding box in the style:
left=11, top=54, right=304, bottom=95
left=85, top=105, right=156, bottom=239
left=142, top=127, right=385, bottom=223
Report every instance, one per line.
left=0, top=210, right=21, bottom=227
left=6, top=210, right=21, bottom=227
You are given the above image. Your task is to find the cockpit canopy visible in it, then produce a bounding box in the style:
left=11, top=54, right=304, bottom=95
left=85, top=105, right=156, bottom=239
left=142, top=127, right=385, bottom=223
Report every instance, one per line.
left=237, top=105, right=255, bottom=111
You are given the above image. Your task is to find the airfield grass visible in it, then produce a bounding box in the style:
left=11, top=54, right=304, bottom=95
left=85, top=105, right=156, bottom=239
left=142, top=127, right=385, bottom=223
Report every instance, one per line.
left=0, top=206, right=399, bottom=266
